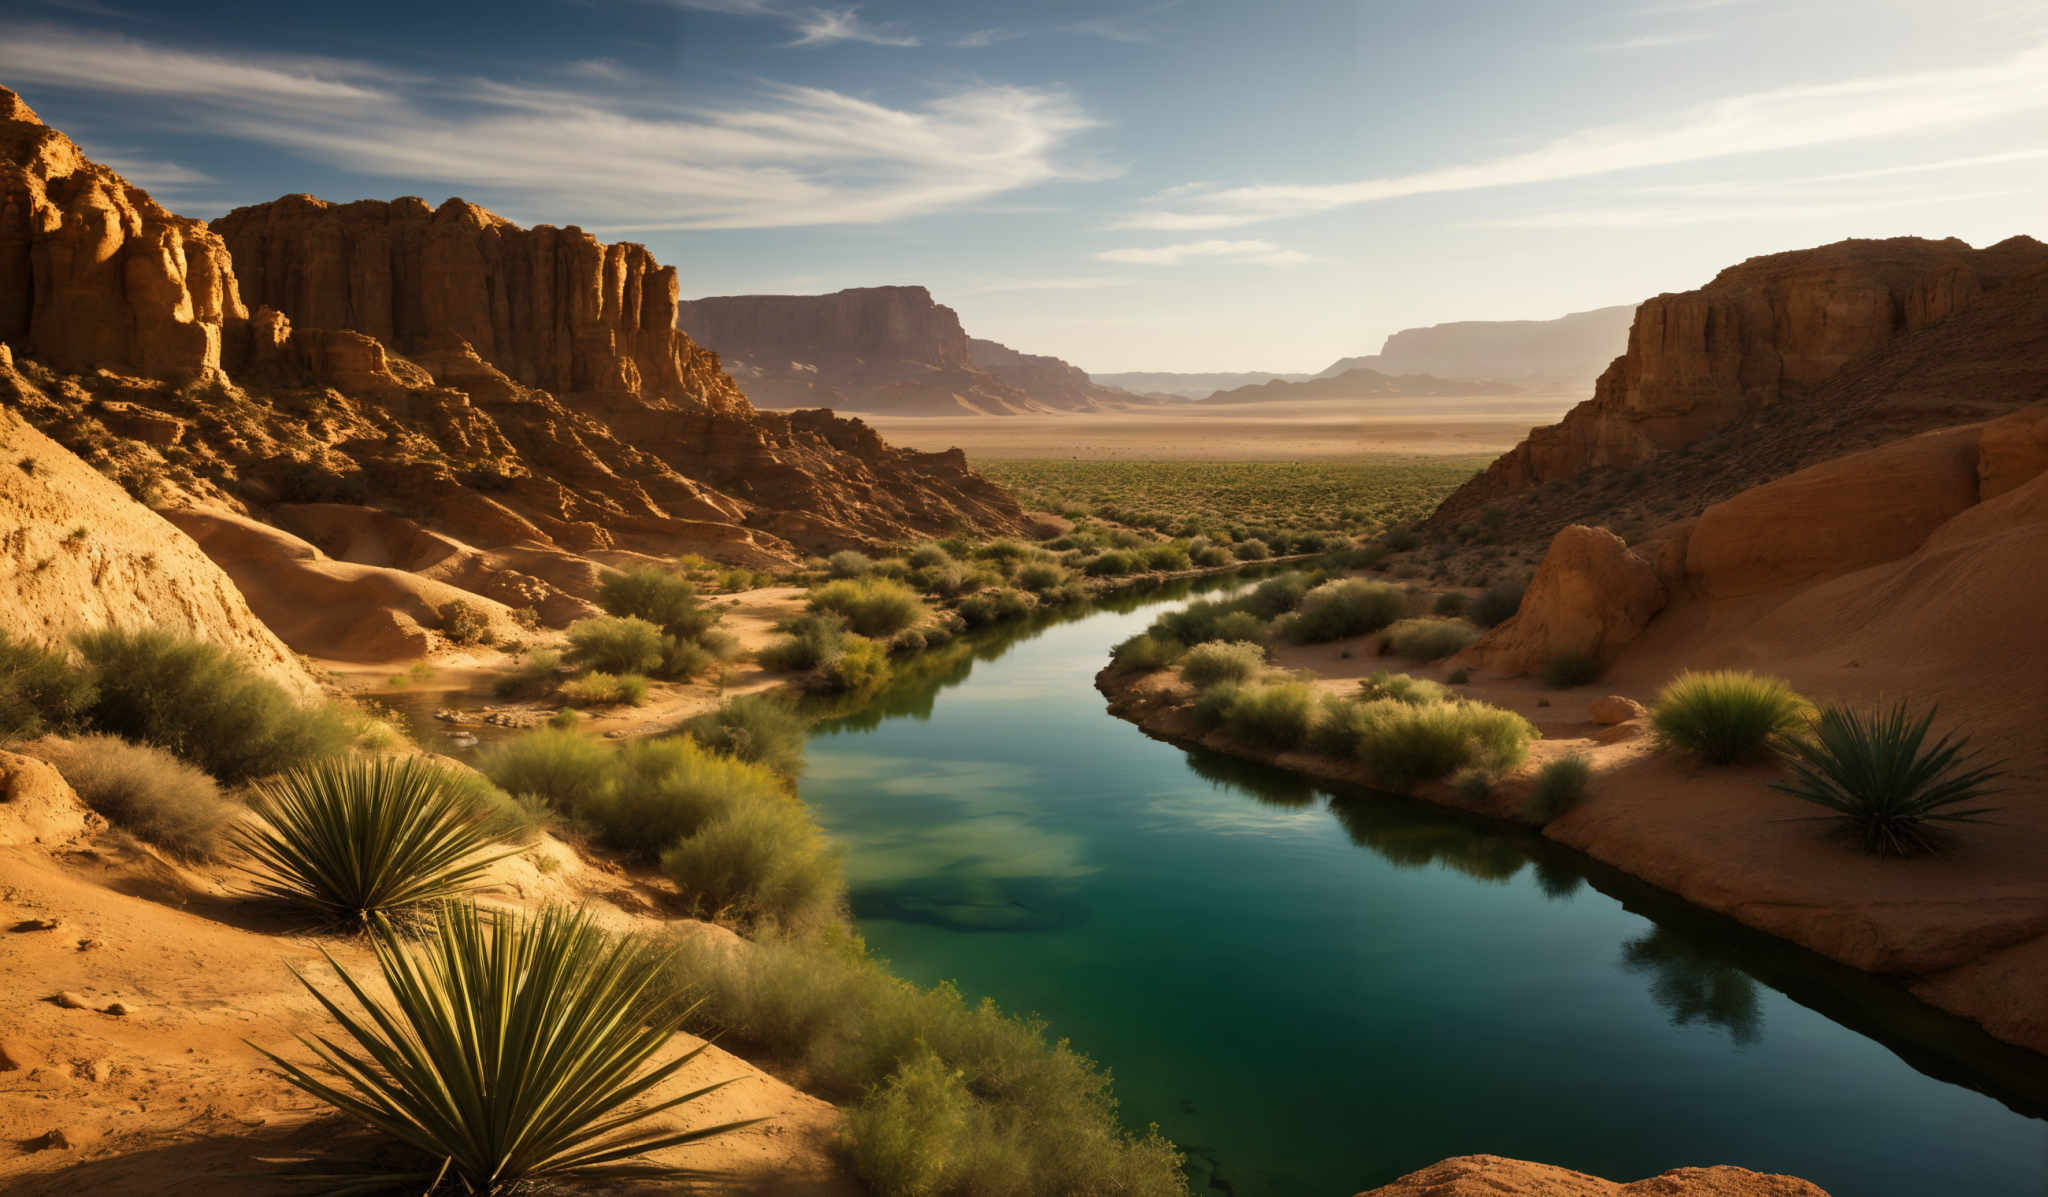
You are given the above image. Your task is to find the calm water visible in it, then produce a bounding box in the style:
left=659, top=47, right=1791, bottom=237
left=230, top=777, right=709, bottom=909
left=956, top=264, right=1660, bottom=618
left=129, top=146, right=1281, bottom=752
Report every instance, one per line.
left=797, top=580, right=2048, bottom=1197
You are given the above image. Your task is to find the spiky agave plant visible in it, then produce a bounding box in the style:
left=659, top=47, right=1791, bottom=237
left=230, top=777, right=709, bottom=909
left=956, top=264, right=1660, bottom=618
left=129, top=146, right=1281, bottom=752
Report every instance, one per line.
left=258, top=902, right=755, bottom=1191
left=234, top=756, right=516, bottom=923
left=1772, top=702, right=2003, bottom=856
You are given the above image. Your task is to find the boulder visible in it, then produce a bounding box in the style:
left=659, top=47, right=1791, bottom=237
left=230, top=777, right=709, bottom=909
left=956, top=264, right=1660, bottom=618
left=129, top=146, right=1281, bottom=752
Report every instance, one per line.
left=1455, top=526, right=1666, bottom=676
left=1589, top=695, right=1647, bottom=724
left=1354, top=1154, right=1830, bottom=1196
left=0, top=751, right=100, bottom=847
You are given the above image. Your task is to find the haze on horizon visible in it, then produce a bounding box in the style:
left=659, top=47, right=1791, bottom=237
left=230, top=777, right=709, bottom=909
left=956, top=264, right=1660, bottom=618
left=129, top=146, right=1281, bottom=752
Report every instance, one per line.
left=3, top=0, right=2042, bottom=374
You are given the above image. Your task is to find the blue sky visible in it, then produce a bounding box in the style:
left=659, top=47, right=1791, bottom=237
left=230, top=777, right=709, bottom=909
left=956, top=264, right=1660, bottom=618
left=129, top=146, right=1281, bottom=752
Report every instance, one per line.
left=3, top=0, right=2044, bottom=372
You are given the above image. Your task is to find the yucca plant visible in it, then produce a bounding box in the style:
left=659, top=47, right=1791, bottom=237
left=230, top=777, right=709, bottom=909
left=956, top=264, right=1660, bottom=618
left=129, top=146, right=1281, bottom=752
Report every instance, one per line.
left=234, top=756, right=516, bottom=923
left=1771, top=702, right=2003, bottom=856
left=1650, top=669, right=1812, bottom=765
left=258, top=902, right=754, bottom=1190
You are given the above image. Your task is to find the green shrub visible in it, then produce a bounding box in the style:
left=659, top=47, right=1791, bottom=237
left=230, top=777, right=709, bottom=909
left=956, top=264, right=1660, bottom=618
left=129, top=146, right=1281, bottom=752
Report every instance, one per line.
left=809, top=578, right=925, bottom=637
left=1382, top=527, right=1421, bottom=552
left=654, top=634, right=714, bottom=682
left=955, top=587, right=1032, bottom=628
left=904, top=543, right=952, bottom=569
left=1357, top=670, right=1447, bottom=706
left=74, top=628, right=351, bottom=782
left=1189, top=681, right=1240, bottom=732
left=1381, top=617, right=1479, bottom=662
left=1431, top=592, right=1468, bottom=617
left=1276, top=579, right=1405, bottom=644
left=559, top=671, right=649, bottom=707
left=759, top=614, right=847, bottom=672
left=972, top=539, right=1034, bottom=564
left=1084, top=550, right=1139, bottom=577
left=911, top=561, right=980, bottom=597
left=1178, top=641, right=1265, bottom=689
left=1526, top=753, right=1593, bottom=822
left=1233, top=537, right=1272, bottom=561
left=1771, top=702, right=2004, bottom=856
left=476, top=727, right=614, bottom=815
left=1315, top=697, right=1536, bottom=788
left=667, top=935, right=1186, bottom=1197
left=597, top=567, right=716, bottom=639
left=1142, top=543, right=1191, bottom=572
left=1240, top=571, right=1314, bottom=618
left=821, top=637, right=889, bottom=693
left=1540, top=653, right=1602, bottom=689
left=681, top=694, right=808, bottom=778
left=1470, top=581, right=1525, bottom=628
left=566, top=616, right=664, bottom=675
left=1220, top=681, right=1318, bottom=750
left=0, top=632, right=95, bottom=740
left=827, top=550, right=875, bottom=578
left=260, top=902, right=748, bottom=1190
left=1651, top=670, right=1812, bottom=765
left=1111, top=633, right=1182, bottom=670
left=437, top=599, right=493, bottom=646
left=1014, top=561, right=1068, bottom=593
left=660, top=796, right=842, bottom=933
left=47, top=734, right=236, bottom=860
left=1191, top=545, right=1232, bottom=567
left=236, top=756, right=517, bottom=922
left=1447, top=667, right=1470, bottom=685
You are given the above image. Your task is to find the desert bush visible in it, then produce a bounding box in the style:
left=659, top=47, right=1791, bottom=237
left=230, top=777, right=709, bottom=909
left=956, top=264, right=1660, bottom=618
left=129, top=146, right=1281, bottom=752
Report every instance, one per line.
left=955, top=587, right=1033, bottom=628
left=1540, top=653, right=1602, bottom=689
left=972, top=539, right=1034, bottom=564
left=1381, top=617, right=1479, bottom=662
left=904, top=543, right=952, bottom=569
left=47, top=734, right=236, bottom=860
left=1189, top=681, right=1240, bottom=732
left=597, top=567, right=717, bottom=640
left=1771, top=702, right=2003, bottom=856
left=0, top=632, right=95, bottom=740
left=911, top=561, right=980, bottom=597
left=1239, top=572, right=1314, bottom=619
left=74, top=628, right=351, bottom=782
left=1651, top=670, right=1812, bottom=765
left=1143, top=543, right=1191, bottom=572
left=559, top=671, right=650, bottom=707
left=236, top=756, right=516, bottom=922
left=476, top=726, right=616, bottom=815
left=1219, top=681, right=1318, bottom=750
left=827, top=550, right=875, bottom=578
left=260, top=902, right=748, bottom=1190
left=1313, top=697, right=1535, bottom=787
left=820, top=637, right=889, bottom=693
left=1232, top=537, right=1272, bottom=561
left=1469, top=581, right=1526, bottom=628
left=654, top=634, right=714, bottom=682
left=1356, top=670, right=1447, bottom=706
left=809, top=578, right=925, bottom=637
left=667, top=934, right=1185, bottom=1197
left=1084, top=550, right=1139, bottom=577
left=437, top=599, right=493, bottom=646
left=681, top=694, right=808, bottom=778
left=759, top=615, right=847, bottom=673
left=660, top=795, right=842, bottom=933
left=1526, top=753, right=1593, bottom=822
left=1191, top=545, right=1233, bottom=567
left=1014, top=561, right=1068, bottom=593
left=566, top=616, right=664, bottom=675
left=1431, top=592, right=1468, bottom=617
left=1382, top=527, right=1421, bottom=552
left=493, top=648, right=564, bottom=699
left=1276, top=580, right=1405, bottom=644
left=1177, top=641, right=1265, bottom=689
left=1110, top=633, right=1182, bottom=671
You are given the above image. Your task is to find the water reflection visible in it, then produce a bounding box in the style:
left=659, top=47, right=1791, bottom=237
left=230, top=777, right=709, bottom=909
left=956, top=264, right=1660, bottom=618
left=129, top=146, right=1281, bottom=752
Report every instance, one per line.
left=1622, top=926, right=1764, bottom=1044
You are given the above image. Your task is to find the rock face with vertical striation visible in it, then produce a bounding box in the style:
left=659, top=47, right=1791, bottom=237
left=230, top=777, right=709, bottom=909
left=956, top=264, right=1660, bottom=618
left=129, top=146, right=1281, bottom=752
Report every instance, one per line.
left=0, top=87, right=246, bottom=381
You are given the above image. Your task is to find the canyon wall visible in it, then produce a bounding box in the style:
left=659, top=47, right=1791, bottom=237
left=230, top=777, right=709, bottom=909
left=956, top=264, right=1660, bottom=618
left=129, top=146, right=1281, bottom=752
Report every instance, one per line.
left=967, top=337, right=1132, bottom=410
left=0, top=87, right=245, bottom=381
left=1437, top=237, right=2048, bottom=514
left=1319, top=304, right=1635, bottom=388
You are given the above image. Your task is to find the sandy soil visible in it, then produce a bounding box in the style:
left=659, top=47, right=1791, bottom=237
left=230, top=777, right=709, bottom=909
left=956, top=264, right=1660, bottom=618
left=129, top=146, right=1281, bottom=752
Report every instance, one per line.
left=858, top=395, right=1580, bottom=460
left=0, top=754, right=859, bottom=1195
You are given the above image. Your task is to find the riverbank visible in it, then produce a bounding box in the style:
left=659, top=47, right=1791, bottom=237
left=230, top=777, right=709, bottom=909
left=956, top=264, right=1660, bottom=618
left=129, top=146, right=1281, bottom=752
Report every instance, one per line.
left=1096, top=647, right=2048, bottom=1064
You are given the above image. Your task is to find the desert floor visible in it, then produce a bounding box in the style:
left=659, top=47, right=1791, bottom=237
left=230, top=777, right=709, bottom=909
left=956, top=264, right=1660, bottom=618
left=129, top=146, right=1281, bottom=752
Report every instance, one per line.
left=856, top=395, right=1580, bottom=460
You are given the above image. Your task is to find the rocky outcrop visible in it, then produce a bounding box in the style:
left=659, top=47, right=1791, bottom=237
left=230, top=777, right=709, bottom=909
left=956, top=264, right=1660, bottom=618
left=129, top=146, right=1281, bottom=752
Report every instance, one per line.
left=1320, top=304, right=1636, bottom=389
left=1455, top=525, right=1668, bottom=676
left=1436, top=238, right=2048, bottom=520
left=0, top=86, right=245, bottom=381
left=1200, top=366, right=1516, bottom=403
left=0, top=398, right=314, bottom=692
left=678, top=286, right=1126, bottom=414
left=213, top=194, right=748, bottom=414
left=1354, top=1155, right=1828, bottom=1196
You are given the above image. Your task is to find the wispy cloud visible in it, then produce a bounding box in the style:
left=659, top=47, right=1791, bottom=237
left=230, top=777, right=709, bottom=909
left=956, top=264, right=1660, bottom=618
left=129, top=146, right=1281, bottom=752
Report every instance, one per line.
left=0, top=23, right=1096, bottom=230
left=1588, top=30, right=1715, bottom=51
left=1490, top=188, right=2020, bottom=229
left=1098, top=239, right=1309, bottom=266
left=1116, top=40, right=2048, bottom=230
left=960, top=276, right=1131, bottom=294
left=90, top=152, right=214, bottom=189
left=669, top=0, right=918, bottom=47
left=953, top=28, right=1021, bottom=49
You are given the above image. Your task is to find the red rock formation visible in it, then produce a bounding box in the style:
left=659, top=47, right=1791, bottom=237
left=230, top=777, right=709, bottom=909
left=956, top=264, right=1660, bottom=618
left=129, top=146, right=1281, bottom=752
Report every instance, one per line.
left=1354, top=1154, right=1828, bottom=1196
left=1455, top=525, right=1668, bottom=676
left=0, top=86, right=245, bottom=380
left=1442, top=237, right=2048, bottom=510
left=966, top=337, right=1134, bottom=410
left=213, top=194, right=747, bottom=414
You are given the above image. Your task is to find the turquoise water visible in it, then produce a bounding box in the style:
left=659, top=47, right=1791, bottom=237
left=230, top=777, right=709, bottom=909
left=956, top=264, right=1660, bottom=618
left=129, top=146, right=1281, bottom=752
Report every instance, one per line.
left=798, top=581, right=2048, bottom=1196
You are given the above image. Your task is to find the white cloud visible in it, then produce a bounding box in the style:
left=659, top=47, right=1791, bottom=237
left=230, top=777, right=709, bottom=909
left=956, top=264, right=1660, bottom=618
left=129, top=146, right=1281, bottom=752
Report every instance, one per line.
left=0, top=24, right=1097, bottom=231
left=1490, top=188, right=2020, bottom=228
left=1117, top=40, right=2048, bottom=230
left=89, top=153, right=214, bottom=189
left=1098, top=239, right=1309, bottom=266
left=670, top=1, right=918, bottom=47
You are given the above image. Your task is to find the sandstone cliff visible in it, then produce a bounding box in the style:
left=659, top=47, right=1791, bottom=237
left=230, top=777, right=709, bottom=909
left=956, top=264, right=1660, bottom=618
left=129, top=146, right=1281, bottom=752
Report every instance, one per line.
left=0, top=88, right=245, bottom=382
left=1354, top=1154, right=1827, bottom=1196
left=1430, top=237, right=2048, bottom=536
left=1321, top=304, right=1636, bottom=389
left=0, top=85, right=1026, bottom=660
left=1198, top=365, right=1517, bottom=403
left=678, top=286, right=1131, bottom=414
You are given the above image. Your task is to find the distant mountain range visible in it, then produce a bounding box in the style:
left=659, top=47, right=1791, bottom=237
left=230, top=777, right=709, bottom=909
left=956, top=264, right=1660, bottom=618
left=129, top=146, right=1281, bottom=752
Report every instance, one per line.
left=1198, top=367, right=1520, bottom=403
left=1087, top=370, right=1315, bottom=398
left=675, top=286, right=1142, bottom=415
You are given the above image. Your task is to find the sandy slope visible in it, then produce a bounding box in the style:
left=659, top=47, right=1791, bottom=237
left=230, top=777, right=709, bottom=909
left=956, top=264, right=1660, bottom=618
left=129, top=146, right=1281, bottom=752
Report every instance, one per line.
left=0, top=752, right=858, bottom=1195
left=859, top=395, right=1579, bottom=460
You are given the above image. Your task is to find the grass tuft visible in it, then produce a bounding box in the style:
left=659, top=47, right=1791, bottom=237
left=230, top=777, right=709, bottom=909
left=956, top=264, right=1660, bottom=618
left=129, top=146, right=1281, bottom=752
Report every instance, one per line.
left=1176, top=641, right=1265, bottom=689
left=808, top=578, right=925, bottom=637
left=1380, top=617, right=1479, bottom=662
left=1525, top=753, right=1593, bottom=822
left=47, top=733, right=236, bottom=860
left=1651, top=670, right=1812, bottom=765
